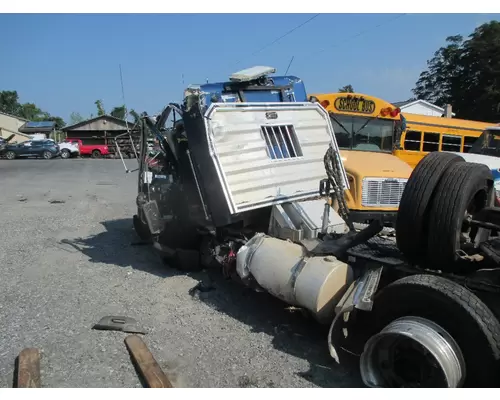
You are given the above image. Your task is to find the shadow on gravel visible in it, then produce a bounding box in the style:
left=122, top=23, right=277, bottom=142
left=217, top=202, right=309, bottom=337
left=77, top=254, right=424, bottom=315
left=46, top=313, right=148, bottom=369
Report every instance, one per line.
left=194, top=270, right=363, bottom=388
left=59, top=218, right=175, bottom=278
left=61, top=218, right=362, bottom=388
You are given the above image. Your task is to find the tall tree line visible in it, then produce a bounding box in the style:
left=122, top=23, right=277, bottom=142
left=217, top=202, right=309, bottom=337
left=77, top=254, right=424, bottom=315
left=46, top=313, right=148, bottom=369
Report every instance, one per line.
left=68, top=101, right=140, bottom=126
left=413, top=20, right=500, bottom=122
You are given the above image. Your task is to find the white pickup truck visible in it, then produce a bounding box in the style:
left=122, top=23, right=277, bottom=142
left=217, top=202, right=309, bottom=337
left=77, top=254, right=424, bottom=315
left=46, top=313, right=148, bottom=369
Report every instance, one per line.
left=44, top=139, right=80, bottom=159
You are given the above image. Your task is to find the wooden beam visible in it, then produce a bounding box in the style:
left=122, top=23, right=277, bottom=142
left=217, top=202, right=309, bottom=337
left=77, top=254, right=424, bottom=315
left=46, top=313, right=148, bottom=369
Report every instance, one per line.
left=124, top=335, right=173, bottom=388
left=16, top=348, right=41, bottom=388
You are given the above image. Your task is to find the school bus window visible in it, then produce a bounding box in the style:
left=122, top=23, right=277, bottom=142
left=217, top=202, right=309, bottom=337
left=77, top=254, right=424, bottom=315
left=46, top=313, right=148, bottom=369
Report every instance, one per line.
left=441, top=135, right=461, bottom=152
left=463, top=136, right=477, bottom=153
left=330, top=117, right=351, bottom=148
left=329, top=115, right=394, bottom=152
left=423, top=132, right=440, bottom=152
left=404, top=130, right=422, bottom=151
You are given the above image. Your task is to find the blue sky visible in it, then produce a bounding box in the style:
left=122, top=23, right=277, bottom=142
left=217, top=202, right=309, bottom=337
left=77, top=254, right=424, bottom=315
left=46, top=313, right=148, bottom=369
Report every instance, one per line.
left=0, top=13, right=499, bottom=122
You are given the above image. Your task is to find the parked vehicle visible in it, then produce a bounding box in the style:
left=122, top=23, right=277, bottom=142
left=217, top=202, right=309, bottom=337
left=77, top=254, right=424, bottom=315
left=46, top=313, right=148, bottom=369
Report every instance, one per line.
left=45, top=139, right=80, bottom=159
left=65, top=139, right=109, bottom=158
left=308, top=92, right=412, bottom=227
left=445, top=125, right=500, bottom=205
left=1, top=139, right=60, bottom=160
left=395, top=113, right=492, bottom=168
left=126, top=67, right=500, bottom=388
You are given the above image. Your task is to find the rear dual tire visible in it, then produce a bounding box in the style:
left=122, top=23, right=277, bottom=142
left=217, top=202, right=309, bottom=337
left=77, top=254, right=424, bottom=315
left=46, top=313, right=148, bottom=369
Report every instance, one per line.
left=396, top=152, right=464, bottom=263
left=396, top=153, right=493, bottom=270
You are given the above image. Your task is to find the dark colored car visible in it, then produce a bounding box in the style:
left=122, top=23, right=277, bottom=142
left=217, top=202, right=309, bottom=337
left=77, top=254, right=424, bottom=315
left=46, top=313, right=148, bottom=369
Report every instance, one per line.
left=2, top=140, right=60, bottom=160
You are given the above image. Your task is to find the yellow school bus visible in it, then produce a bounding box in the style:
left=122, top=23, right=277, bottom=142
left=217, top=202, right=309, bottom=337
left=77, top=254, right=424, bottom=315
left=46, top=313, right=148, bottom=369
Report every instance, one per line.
left=395, top=113, right=493, bottom=168
left=309, top=92, right=413, bottom=226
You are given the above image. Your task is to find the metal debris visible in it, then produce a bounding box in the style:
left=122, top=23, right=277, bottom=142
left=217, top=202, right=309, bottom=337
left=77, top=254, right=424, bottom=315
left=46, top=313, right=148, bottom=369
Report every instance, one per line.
left=92, top=316, right=146, bottom=334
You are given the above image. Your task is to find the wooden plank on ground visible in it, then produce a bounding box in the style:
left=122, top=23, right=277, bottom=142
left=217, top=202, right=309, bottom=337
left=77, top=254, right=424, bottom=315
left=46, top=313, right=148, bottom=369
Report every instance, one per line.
left=17, top=348, right=41, bottom=388
left=124, top=335, right=173, bottom=388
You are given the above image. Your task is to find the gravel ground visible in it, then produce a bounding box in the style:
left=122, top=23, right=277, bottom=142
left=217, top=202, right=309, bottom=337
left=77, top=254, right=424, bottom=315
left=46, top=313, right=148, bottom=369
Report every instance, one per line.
left=0, top=158, right=362, bottom=388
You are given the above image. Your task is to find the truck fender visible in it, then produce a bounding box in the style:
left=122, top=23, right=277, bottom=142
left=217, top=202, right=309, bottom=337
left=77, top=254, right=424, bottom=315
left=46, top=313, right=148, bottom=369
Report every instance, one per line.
left=328, top=266, right=383, bottom=363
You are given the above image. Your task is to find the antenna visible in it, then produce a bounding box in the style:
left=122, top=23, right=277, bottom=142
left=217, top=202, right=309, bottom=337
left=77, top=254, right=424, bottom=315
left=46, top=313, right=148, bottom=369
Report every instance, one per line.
left=116, top=64, right=139, bottom=171
left=284, top=56, right=295, bottom=75
left=119, top=64, right=129, bottom=126
left=181, top=73, right=185, bottom=102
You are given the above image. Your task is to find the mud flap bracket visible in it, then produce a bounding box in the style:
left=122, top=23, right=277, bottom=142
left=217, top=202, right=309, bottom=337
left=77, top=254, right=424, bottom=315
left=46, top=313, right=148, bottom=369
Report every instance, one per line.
left=328, top=266, right=383, bottom=363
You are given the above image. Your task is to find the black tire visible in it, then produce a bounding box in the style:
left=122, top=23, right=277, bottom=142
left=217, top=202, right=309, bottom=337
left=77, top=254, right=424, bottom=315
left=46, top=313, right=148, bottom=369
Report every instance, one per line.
left=366, top=274, right=500, bottom=387
left=133, top=214, right=152, bottom=241
left=91, top=150, right=101, bottom=159
left=60, top=149, right=71, bottom=159
left=158, top=219, right=201, bottom=250
left=42, top=151, right=52, bottom=160
left=396, top=152, right=464, bottom=263
left=426, top=162, right=493, bottom=270
left=5, top=151, right=16, bottom=160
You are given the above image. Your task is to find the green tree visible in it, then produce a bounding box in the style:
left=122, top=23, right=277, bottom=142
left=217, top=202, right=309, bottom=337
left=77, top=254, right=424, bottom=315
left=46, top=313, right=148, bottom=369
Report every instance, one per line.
left=459, top=21, right=500, bottom=121
left=0, top=90, right=21, bottom=115
left=413, top=21, right=500, bottom=121
left=129, top=109, right=141, bottom=123
left=110, top=105, right=126, bottom=120
left=413, top=35, right=463, bottom=108
left=69, top=112, right=85, bottom=125
left=0, top=90, right=65, bottom=127
left=338, top=85, right=355, bottom=93
left=46, top=115, right=66, bottom=129
left=18, top=102, right=44, bottom=120
left=95, top=100, right=106, bottom=116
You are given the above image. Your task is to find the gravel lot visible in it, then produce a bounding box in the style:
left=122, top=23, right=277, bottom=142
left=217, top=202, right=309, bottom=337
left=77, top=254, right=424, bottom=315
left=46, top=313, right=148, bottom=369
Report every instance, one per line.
left=0, top=158, right=361, bottom=388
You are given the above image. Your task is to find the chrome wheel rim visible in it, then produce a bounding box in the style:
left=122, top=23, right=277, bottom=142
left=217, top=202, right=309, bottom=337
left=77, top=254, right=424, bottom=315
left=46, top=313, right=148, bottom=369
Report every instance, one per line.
left=360, top=316, right=465, bottom=388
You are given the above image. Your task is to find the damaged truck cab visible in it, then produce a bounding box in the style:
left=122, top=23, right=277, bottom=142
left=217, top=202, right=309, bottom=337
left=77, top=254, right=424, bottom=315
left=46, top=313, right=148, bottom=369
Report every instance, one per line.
left=133, top=66, right=500, bottom=388
left=135, top=66, right=352, bottom=321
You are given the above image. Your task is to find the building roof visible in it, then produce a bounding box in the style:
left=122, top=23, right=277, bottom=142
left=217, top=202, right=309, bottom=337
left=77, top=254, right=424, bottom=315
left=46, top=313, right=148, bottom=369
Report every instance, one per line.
left=392, top=99, right=456, bottom=116
left=392, top=99, right=415, bottom=108
left=18, top=120, right=57, bottom=134
left=62, top=114, right=136, bottom=131
left=0, top=110, right=29, bottom=122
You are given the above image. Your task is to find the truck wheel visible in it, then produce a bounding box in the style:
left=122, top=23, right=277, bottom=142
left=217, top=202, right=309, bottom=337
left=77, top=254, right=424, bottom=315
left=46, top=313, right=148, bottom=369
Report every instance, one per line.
left=133, top=214, right=152, bottom=241
left=60, top=149, right=71, bottom=159
left=426, top=162, right=493, bottom=271
left=92, top=150, right=102, bottom=159
left=158, top=220, right=203, bottom=272
left=5, top=151, right=16, bottom=160
left=360, top=274, right=500, bottom=388
left=396, top=152, right=464, bottom=264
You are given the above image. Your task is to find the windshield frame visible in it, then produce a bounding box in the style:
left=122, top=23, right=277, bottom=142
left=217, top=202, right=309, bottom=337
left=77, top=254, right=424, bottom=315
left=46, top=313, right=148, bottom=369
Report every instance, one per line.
left=469, top=128, right=500, bottom=156
left=329, top=113, right=397, bottom=154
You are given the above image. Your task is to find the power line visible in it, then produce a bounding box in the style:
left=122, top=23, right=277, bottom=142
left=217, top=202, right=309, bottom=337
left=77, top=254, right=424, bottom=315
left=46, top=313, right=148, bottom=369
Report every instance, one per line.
left=234, top=14, right=321, bottom=66
left=307, top=13, right=408, bottom=58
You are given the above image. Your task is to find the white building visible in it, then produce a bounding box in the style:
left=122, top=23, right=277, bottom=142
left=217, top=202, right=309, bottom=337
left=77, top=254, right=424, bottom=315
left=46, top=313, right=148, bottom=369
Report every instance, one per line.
left=392, top=99, right=456, bottom=118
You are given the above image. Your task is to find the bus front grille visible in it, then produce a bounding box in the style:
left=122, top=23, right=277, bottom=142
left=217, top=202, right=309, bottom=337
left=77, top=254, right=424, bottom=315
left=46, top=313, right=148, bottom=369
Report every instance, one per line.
left=361, top=177, right=407, bottom=208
